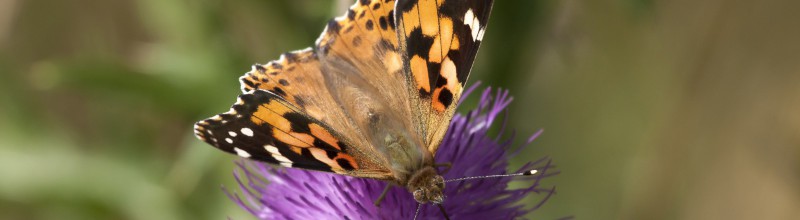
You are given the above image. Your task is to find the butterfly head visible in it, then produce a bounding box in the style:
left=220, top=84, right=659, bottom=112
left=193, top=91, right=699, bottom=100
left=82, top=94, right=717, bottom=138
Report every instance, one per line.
left=407, top=166, right=445, bottom=204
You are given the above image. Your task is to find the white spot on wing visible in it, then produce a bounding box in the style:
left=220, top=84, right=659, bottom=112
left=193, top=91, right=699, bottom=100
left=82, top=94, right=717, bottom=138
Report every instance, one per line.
left=264, top=145, right=279, bottom=154
left=234, top=147, right=251, bottom=158
left=464, top=10, right=475, bottom=26
left=274, top=155, right=292, bottom=164
left=264, top=144, right=293, bottom=165
left=225, top=138, right=233, bottom=144
left=464, top=9, right=482, bottom=41
left=228, top=131, right=237, bottom=137
left=241, top=128, right=254, bottom=137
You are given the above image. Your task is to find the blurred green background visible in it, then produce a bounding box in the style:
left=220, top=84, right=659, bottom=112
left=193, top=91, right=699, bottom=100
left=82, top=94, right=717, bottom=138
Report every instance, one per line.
left=2, top=0, right=799, bottom=219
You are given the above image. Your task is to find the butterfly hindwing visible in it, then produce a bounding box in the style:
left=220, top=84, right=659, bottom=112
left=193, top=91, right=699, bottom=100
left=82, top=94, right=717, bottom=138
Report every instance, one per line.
left=241, top=0, right=420, bottom=164
left=194, top=90, right=393, bottom=178
left=239, top=48, right=352, bottom=132
left=396, top=0, right=495, bottom=154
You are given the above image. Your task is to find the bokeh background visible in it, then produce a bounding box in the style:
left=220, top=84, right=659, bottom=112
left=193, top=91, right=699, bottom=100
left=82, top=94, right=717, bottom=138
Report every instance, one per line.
left=2, top=0, right=799, bottom=219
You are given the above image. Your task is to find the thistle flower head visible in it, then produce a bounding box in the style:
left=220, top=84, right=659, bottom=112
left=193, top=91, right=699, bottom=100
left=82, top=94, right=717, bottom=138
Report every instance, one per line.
left=228, top=84, right=557, bottom=219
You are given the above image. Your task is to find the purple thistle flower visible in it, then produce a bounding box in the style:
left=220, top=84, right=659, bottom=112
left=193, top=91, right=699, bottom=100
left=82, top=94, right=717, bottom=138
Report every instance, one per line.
left=227, top=84, right=557, bottom=219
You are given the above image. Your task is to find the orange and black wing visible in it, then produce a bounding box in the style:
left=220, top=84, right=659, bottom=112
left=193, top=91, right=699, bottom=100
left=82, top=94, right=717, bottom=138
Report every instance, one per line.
left=230, top=0, right=413, bottom=179
left=396, top=0, right=495, bottom=154
left=194, top=90, right=393, bottom=179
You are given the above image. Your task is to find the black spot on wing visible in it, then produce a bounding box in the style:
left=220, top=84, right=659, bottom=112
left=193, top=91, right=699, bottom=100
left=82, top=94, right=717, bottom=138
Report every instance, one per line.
left=282, top=52, right=299, bottom=63
left=301, top=148, right=314, bottom=158
left=438, top=88, right=454, bottom=108
left=336, top=158, right=356, bottom=171
left=326, top=150, right=337, bottom=159
left=254, top=64, right=266, bottom=73
left=387, top=10, right=396, bottom=29
left=365, top=19, right=374, bottom=30
left=379, top=16, right=388, bottom=30
left=337, top=141, right=349, bottom=152
left=326, top=19, right=342, bottom=34
left=314, top=138, right=340, bottom=154
left=241, top=78, right=257, bottom=91
left=272, top=87, right=288, bottom=97
left=347, top=9, right=356, bottom=20
left=419, top=88, right=432, bottom=98
left=283, top=112, right=312, bottom=133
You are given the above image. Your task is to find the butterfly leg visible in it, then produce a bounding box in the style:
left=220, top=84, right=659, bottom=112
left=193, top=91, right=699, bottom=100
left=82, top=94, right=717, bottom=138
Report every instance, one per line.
left=374, top=184, right=393, bottom=207
left=435, top=163, right=453, bottom=174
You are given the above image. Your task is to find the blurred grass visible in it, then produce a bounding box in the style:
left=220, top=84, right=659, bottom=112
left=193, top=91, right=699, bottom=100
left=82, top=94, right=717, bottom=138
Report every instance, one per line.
left=1, top=0, right=799, bottom=219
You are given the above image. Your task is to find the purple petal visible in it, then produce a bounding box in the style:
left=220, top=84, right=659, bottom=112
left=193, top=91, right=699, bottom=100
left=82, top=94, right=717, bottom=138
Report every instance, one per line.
left=227, top=86, right=558, bottom=219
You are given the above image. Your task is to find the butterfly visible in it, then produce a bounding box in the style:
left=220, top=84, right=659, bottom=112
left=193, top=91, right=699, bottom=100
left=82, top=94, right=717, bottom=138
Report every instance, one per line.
left=194, top=0, right=494, bottom=206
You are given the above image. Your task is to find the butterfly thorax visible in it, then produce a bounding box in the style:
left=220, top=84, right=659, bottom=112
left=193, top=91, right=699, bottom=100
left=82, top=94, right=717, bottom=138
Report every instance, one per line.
left=406, top=166, right=445, bottom=204
left=379, top=129, right=432, bottom=180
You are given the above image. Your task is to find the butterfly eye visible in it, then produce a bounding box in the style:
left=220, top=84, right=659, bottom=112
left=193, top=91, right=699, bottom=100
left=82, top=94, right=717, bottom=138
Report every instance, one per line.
left=413, top=189, right=424, bottom=201
left=434, top=176, right=445, bottom=188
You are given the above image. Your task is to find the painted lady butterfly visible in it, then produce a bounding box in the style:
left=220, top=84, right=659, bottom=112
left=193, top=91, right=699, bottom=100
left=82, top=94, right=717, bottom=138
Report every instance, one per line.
left=194, top=0, right=494, bottom=206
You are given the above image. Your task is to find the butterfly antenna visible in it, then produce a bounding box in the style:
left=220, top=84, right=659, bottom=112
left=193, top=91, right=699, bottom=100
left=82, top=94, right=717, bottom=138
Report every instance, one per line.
left=444, top=169, right=538, bottom=183
left=413, top=203, right=422, bottom=220
left=437, top=204, right=451, bottom=220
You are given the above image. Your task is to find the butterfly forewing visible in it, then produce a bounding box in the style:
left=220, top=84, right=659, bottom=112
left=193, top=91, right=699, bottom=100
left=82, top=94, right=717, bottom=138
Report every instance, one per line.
left=396, top=0, right=495, bottom=154
left=194, top=90, right=393, bottom=178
